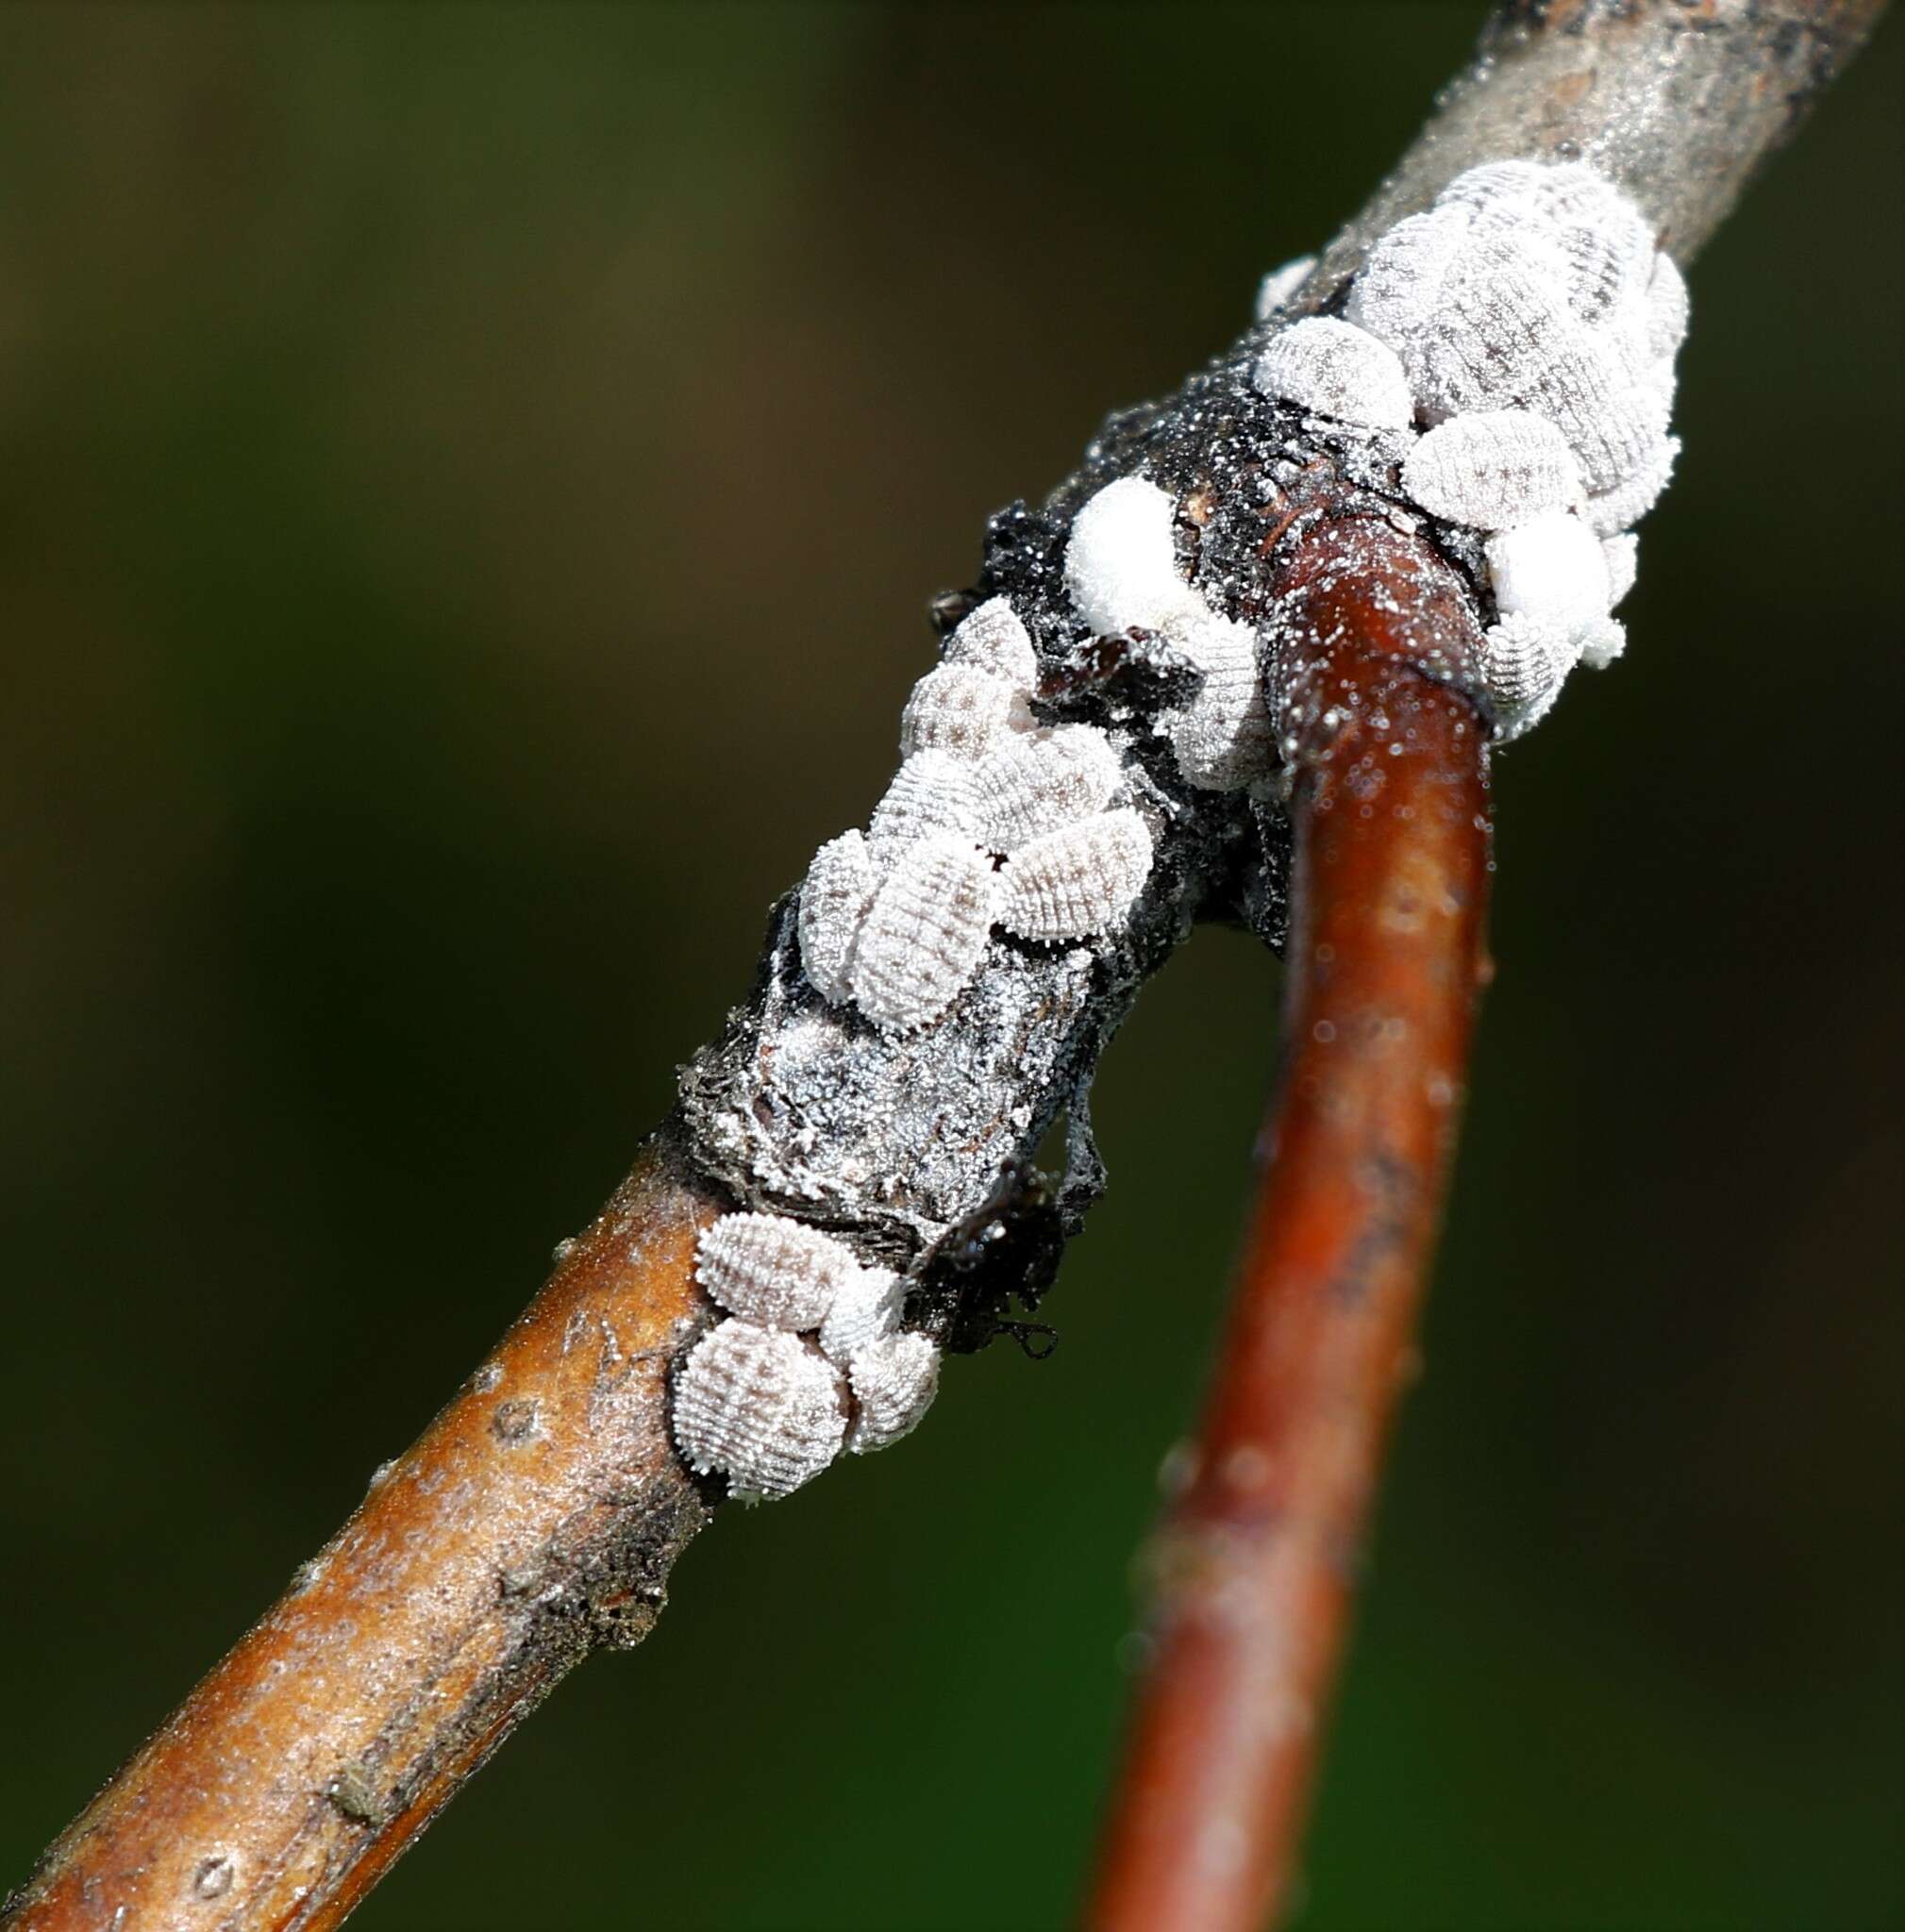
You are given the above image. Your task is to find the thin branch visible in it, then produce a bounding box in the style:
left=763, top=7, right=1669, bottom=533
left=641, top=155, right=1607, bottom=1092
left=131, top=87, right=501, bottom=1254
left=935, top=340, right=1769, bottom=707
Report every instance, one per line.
left=7, top=1136, right=722, bottom=1932
left=1305, top=0, right=1890, bottom=299
left=1084, top=521, right=1493, bottom=1932
left=1087, top=4, right=1889, bottom=1925
left=4, top=5, right=1887, bottom=1930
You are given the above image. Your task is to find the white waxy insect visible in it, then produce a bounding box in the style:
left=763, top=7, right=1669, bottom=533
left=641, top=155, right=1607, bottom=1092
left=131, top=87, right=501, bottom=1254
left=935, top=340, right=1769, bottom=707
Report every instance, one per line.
left=1169, top=696, right=1273, bottom=791
left=1540, top=362, right=1669, bottom=495
left=1353, top=162, right=1662, bottom=353
left=672, top=1319, right=849, bottom=1502
left=695, top=1211, right=862, bottom=1332
left=1401, top=408, right=1584, bottom=529
left=1643, top=252, right=1690, bottom=365
left=942, top=596, right=1038, bottom=692
left=1251, top=316, right=1414, bottom=431
left=1351, top=161, right=1679, bottom=497
left=1474, top=614, right=1579, bottom=740
left=1485, top=509, right=1611, bottom=636
left=1642, top=360, right=1678, bottom=415
left=1166, top=612, right=1273, bottom=791
left=1577, top=616, right=1628, bottom=671
left=1536, top=167, right=1654, bottom=258
left=1066, top=479, right=1269, bottom=789
left=1601, top=532, right=1639, bottom=608
left=1440, top=158, right=1653, bottom=284
left=1583, top=433, right=1679, bottom=536
left=1554, top=216, right=1656, bottom=328
left=1000, top=807, right=1153, bottom=942
left=1413, top=228, right=1583, bottom=421
left=1437, top=157, right=1558, bottom=216
left=847, top=833, right=1001, bottom=1032
left=1348, top=198, right=1573, bottom=414
left=1345, top=208, right=1469, bottom=358
left=1063, top=475, right=1204, bottom=639
left=797, top=829, right=874, bottom=1005
left=971, top=724, right=1123, bottom=851
left=1344, top=162, right=1682, bottom=734
left=899, top=662, right=1023, bottom=760
left=846, top=1330, right=942, bottom=1455
left=817, top=1265, right=905, bottom=1368
left=869, top=748, right=985, bottom=848
left=1255, top=253, right=1316, bottom=323
left=1455, top=162, right=1654, bottom=313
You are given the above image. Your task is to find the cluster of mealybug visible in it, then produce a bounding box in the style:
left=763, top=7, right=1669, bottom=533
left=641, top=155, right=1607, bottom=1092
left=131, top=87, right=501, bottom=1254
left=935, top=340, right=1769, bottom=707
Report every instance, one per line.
left=672, top=1210, right=940, bottom=1501
left=677, top=159, right=1689, bottom=1500
left=1062, top=475, right=1275, bottom=791
left=1250, top=158, right=1687, bottom=737
left=796, top=596, right=1155, bottom=1032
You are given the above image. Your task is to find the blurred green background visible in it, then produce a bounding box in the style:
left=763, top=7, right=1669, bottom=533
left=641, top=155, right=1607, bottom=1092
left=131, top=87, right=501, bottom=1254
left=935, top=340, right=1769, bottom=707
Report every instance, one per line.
left=2, top=6, right=1899, bottom=1928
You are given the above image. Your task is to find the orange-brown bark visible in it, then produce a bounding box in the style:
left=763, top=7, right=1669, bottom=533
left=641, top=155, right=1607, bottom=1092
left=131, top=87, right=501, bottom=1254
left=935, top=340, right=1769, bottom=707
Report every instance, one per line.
left=1085, top=523, right=1495, bottom=1932
left=5, top=1133, right=723, bottom=1932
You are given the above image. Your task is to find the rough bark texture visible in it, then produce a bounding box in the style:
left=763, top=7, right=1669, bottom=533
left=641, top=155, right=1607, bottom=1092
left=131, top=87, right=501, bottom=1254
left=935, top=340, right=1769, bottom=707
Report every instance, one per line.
left=6, top=1137, right=724, bottom=1932
left=1305, top=0, right=1889, bottom=304
left=3, top=3, right=1885, bottom=1928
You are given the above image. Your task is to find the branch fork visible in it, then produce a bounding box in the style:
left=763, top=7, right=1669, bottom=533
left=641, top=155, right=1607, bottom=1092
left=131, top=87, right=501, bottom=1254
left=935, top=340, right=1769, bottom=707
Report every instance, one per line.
left=6, top=5, right=1883, bottom=1926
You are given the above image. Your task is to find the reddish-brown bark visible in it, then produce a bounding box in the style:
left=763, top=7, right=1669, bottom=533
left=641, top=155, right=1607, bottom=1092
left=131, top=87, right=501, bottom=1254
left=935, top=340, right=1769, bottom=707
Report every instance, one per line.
left=1085, top=523, right=1495, bottom=1932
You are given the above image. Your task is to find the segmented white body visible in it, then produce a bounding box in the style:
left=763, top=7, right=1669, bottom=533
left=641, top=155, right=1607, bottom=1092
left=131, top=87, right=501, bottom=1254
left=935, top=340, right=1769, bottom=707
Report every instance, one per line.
left=671, top=1211, right=944, bottom=1500
left=847, top=835, right=1001, bottom=1033
left=797, top=830, right=874, bottom=1005
left=1346, top=160, right=1681, bottom=484
left=1312, top=158, right=1687, bottom=738
left=1252, top=315, right=1413, bottom=431
left=869, top=748, right=985, bottom=848
left=1401, top=409, right=1583, bottom=530
left=1582, top=434, right=1678, bottom=535
left=1473, top=613, right=1579, bottom=734
left=942, top=596, right=1039, bottom=689
left=898, top=662, right=1023, bottom=759
left=672, top=1320, right=849, bottom=1503
left=817, top=1265, right=905, bottom=1368
left=1001, top=808, right=1155, bottom=942
left=1167, top=614, right=1273, bottom=791
left=971, top=725, right=1123, bottom=850
left=846, top=1331, right=942, bottom=1454
left=695, top=1212, right=861, bottom=1332
left=794, top=559, right=1155, bottom=1029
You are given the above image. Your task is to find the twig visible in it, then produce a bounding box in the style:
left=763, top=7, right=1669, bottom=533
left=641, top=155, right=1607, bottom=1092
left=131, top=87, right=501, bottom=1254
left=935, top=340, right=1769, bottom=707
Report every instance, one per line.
left=1304, top=0, right=1891, bottom=295
left=6, top=1135, right=723, bottom=1932
left=4, top=5, right=1886, bottom=1929
left=1086, top=4, right=1889, bottom=1925
left=1084, top=521, right=1493, bottom=1932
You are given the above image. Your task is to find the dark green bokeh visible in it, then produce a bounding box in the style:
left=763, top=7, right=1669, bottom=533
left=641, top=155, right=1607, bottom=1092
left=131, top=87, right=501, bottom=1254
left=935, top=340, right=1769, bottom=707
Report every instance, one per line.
left=2, top=6, right=1899, bottom=1928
